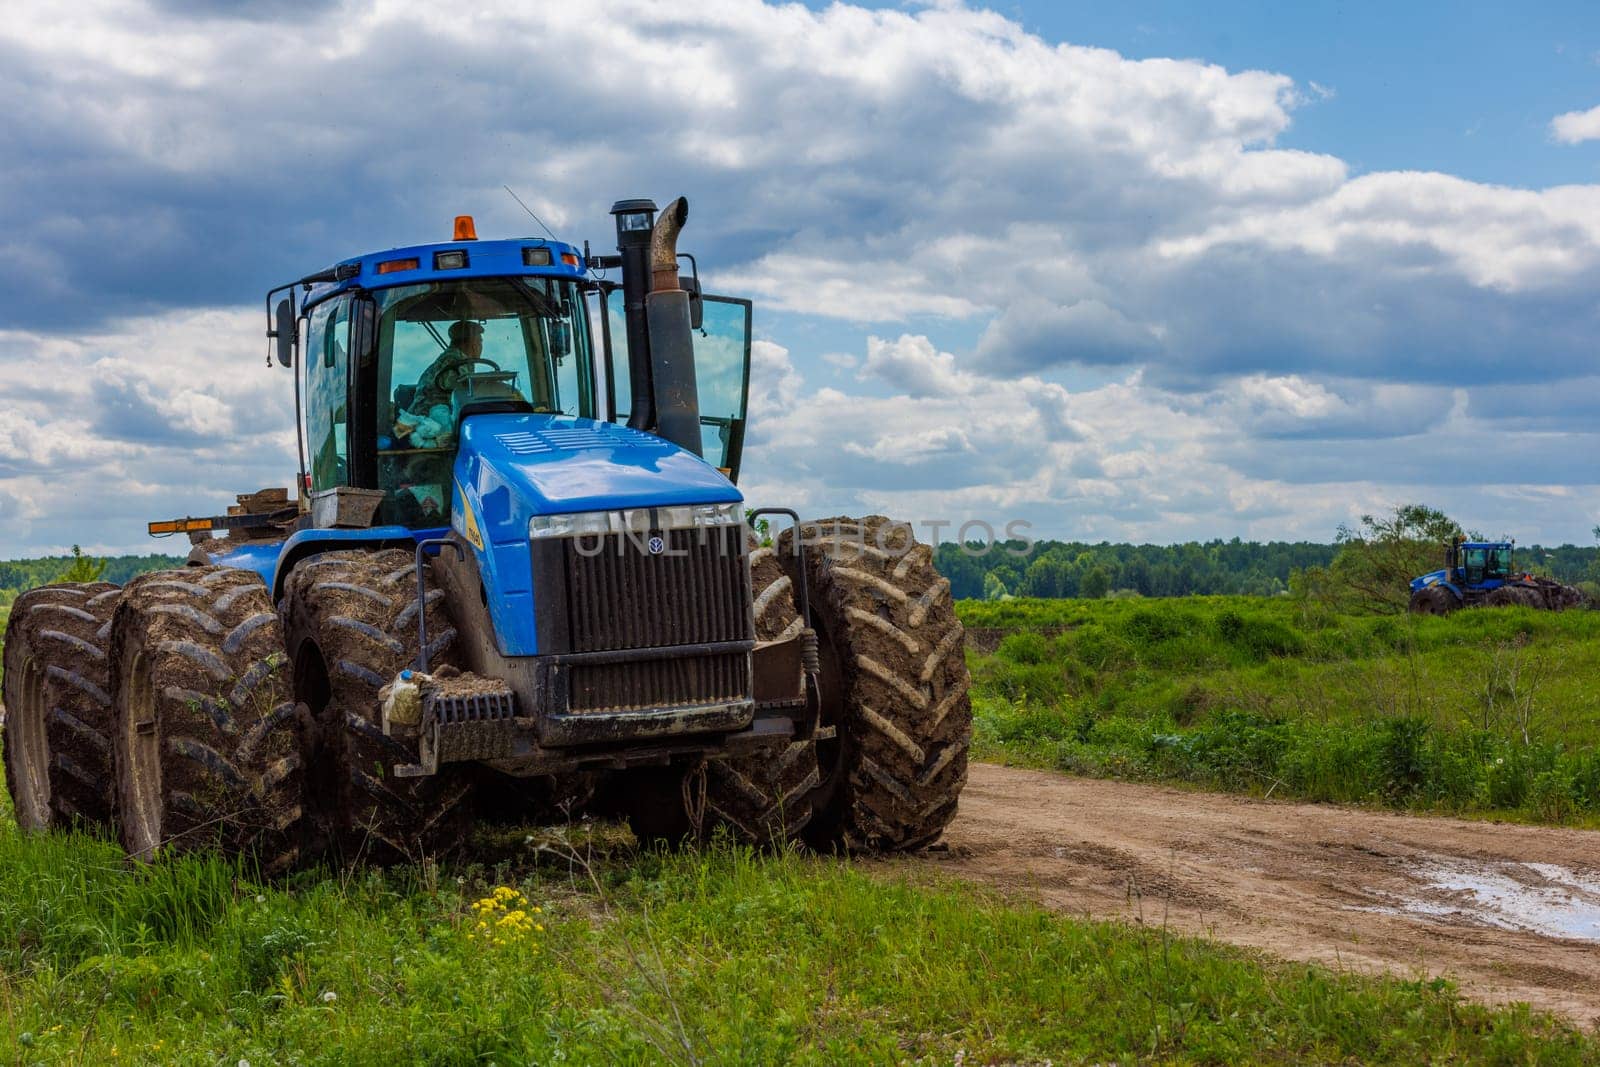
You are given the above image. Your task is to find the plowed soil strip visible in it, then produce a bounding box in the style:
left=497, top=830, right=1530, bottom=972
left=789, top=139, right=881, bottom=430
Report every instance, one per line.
left=911, top=763, right=1600, bottom=1026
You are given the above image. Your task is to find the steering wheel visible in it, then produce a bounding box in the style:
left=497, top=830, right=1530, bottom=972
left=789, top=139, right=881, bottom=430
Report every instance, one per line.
left=456, top=357, right=501, bottom=373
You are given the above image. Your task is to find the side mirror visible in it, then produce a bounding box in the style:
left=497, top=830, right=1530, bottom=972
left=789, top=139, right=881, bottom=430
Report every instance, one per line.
left=549, top=321, right=571, bottom=361
left=683, top=275, right=703, bottom=331
left=351, top=297, right=378, bottom=367
left=273, top=298, right=296, bottom=367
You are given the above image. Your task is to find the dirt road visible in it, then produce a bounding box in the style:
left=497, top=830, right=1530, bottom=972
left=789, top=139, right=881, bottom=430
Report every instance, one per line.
left=917, top=763, right=1600, bottom=1026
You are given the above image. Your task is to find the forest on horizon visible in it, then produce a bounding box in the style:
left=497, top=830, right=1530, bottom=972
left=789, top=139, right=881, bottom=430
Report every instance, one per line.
left=1, top=523, right=1596, bottom=606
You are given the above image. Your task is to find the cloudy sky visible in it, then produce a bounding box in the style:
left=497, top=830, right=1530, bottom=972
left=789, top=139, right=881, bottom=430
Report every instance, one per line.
left=3, top=0, right=1600, bottom=555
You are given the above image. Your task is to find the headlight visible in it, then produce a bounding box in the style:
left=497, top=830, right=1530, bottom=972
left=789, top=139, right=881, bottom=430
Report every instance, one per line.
left=529, top=501, right=742, bottom=539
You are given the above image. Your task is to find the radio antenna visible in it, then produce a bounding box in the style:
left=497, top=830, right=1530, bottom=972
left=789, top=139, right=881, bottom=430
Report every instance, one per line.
left=503, top=185, right=559, bottom=242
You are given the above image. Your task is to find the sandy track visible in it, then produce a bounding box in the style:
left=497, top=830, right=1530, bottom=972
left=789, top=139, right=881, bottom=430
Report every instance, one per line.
left=911, top=763, right=1600, bottom=1027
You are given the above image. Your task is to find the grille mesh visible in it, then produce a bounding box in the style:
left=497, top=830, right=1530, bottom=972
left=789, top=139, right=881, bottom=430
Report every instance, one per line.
left=567, top=653, right=750, bottom=714
left=562, top=525, right=752, bottom=652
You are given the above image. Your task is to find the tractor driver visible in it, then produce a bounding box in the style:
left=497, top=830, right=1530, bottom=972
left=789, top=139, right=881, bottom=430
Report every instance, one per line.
left=393, top=320, right=483, bottom=448
left=413, top=320, right=485, bottom=413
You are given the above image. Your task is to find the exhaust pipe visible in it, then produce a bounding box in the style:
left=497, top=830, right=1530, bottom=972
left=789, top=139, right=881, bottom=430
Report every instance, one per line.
left=650, top=197, right=688, bottom=292
left=612, top=195, right=702, bottom=457
left=643, top=197, right=702, bottom=457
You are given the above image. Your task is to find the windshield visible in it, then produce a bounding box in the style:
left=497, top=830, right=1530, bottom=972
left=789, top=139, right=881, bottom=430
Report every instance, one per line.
left=371, top=277, right=593, bottom=525
left=1460, top=546, right=1511, bottom=581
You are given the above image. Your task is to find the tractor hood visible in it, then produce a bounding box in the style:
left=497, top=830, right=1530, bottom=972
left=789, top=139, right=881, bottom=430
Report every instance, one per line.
left=1410, top=569, right=1449, bottom=593
left=451, top=413, right=742, bottom=657
left=456, top=413, right=740, bottom=523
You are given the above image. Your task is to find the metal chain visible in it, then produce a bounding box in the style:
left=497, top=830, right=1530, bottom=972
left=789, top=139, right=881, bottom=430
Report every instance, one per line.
left=680, top=760, right=708, bottom=841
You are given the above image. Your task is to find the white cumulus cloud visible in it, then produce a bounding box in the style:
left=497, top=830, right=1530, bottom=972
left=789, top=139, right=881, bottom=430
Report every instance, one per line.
left=1551, top=103, right=1600, bottom=144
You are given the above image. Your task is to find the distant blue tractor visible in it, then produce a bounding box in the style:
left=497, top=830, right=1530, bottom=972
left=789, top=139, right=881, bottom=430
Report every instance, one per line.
left=1408, top=540, right=1582, bottom=614
left=2, top=198, right=973, bottom=869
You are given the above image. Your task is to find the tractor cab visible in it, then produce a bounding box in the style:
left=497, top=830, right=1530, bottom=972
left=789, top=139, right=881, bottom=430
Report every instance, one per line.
left=265, top=209, right=754, bottom=539
left=1448, top=540, right=1514, bottom=589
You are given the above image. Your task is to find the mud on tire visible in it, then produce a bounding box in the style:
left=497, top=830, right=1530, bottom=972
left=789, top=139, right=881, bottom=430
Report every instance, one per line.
left=281, top=549, right=471, bottom=865
left=109, top=568, right=303, bottom=873
left=783, top=516, right=970, bottom=852
left=2, top=582, right=120, bottom=831
left=1408, top=585, right=1459, bottom=616
left=700, top=542, right=819, bottom=846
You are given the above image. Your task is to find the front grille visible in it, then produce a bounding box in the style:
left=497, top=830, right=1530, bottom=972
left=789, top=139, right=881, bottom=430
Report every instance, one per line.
left=567, top=652, right=750, bottom=714
left=561, top=525, right=752, bottom=652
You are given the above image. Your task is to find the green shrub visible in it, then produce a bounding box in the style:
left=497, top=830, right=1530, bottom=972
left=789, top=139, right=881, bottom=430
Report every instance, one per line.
left=996, top=630, right=1050, bottom=665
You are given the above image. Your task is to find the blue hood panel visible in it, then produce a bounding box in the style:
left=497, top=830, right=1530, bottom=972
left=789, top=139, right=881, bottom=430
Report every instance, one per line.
left=459, top=414, right=740, bottom=516
left=453, top=413, right=742, bottom=656
left=1410, top=568, right=1449, bottom=592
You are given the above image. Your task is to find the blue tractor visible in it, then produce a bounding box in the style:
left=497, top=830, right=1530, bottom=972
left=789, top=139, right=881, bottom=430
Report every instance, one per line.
left=2, top=198, right=972, bottom=868
left=1408, top=540, right=1581, bottom=614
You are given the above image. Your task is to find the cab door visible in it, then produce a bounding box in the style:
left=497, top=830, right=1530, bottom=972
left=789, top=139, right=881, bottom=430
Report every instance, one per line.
left=589, top=289, right=754, bottom=483
left=694, top=295, right=753, bottom=481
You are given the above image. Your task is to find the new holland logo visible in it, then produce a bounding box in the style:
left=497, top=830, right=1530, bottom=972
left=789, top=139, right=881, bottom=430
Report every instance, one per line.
left=647, top=535, right=666, bottom=555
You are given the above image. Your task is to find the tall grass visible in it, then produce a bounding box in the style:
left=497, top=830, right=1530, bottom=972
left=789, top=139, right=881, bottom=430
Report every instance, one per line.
left=964, top=596, right=1600, bottom=823
left=0, top=817, right=1594, bottom=1064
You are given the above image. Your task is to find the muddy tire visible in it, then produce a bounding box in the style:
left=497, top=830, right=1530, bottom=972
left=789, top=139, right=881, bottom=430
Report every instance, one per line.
left=281, top=549, right=471, bottom=865
left=109, top=568, right=303, bottom=873
left=1486, top=585, right=1541, bottom=609
left=2, top=582, right=120, bottom=831
left=700, top=543, right=819, bottom=846
left=1408, top=585, right=1459, bottom=616
left=783, top=516, right=970, bottom=852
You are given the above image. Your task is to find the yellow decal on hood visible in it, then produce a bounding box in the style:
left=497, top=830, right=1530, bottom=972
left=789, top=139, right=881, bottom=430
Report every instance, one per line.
left=456, top=479, right=485, bottom=551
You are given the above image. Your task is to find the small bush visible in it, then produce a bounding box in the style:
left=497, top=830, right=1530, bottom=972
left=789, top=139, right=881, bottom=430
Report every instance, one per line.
left=996, top=631, right=1051, bottom=665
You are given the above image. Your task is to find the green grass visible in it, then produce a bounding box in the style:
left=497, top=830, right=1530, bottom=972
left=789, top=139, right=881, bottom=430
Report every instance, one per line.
left=963, top=596, right=1600, bottom=823
left=1, top=816, right=1597, bottom=1064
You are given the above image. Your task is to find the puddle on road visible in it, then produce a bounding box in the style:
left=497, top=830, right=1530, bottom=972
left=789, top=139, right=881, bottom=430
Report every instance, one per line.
left=1359, top=860, right=1600, bottom=942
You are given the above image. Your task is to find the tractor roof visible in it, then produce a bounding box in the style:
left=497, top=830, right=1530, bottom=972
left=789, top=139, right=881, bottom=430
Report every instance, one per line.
left=299, top=236, right=587, bottom=312
left=1460, top=541, right=1513, bottom=550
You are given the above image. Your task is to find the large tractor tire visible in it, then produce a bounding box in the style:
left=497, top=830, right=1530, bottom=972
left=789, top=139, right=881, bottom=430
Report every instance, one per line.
left=281, top=549, right=472, bottom=865
left=109, top=568, right=303, bottom=873
left=1408, top=585, right=1459, bottom=616
left=2, top=582, right=120, bottom=831
left=699, top=542, right=820, bottom=847
left=1486, top=584, right=1543, bottom=609
left=782, top=516, right=970, bottom=852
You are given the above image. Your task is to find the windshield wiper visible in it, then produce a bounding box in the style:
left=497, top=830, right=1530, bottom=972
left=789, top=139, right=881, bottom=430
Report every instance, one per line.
left=420, top=320, right=449, bottom=351
left=509, top=278, right=561, bottom=318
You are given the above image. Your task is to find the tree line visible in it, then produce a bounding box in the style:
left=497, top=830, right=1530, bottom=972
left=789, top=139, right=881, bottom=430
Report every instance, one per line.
left=935, top=523, right=1598, bottom=603
left=0, top=550, right=181, bottom=606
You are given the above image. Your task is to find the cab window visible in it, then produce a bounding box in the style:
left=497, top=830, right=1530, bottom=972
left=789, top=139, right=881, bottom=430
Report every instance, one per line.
left=695, top=296, right=752, bottom=480
left=368, top=277, right=593, bottom=526
left=304, top=295, right=350, bottom=491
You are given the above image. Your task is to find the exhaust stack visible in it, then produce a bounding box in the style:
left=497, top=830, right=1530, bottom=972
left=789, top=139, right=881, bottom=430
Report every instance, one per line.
left=612, top=195, right=702, bottom=458
left=650, top=197, right=688, bottom=292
